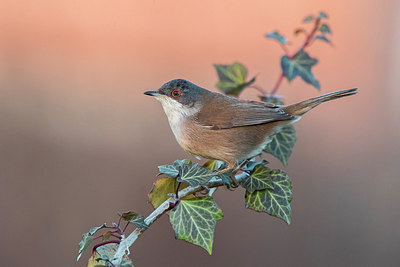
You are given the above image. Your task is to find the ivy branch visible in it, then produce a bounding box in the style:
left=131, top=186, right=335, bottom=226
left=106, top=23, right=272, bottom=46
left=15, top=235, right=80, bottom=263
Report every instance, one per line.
left=112, top=172, right=249, bottom=266
left=249, top=11, right=331, bottom=97
left=78, top=11, right=333, bottom=267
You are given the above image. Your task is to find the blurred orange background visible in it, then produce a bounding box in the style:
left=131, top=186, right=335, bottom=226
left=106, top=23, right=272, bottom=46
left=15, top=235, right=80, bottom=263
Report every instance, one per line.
left=1, top=0, right=399, bottom=266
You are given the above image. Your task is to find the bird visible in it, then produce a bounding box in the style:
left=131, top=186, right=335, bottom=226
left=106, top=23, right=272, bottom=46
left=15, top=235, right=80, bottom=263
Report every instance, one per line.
left=145, top=79, right=357, bottom=184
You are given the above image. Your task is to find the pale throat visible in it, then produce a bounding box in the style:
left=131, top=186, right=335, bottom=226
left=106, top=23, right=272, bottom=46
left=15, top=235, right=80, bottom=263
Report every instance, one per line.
left=155, top=96, right=199, bottom=140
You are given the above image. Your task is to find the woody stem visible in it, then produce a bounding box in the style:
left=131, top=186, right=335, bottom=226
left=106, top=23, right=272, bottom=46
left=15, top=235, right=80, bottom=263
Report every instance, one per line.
left=112, top=172, right=249, bottom=266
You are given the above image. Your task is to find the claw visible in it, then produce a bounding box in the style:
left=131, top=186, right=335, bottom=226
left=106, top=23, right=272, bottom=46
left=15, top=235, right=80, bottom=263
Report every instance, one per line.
left=199, top=185, right=210, bottom=195
left=229, top=175, right=239, bottom=188
left=224, top=174, right=239, bottom=190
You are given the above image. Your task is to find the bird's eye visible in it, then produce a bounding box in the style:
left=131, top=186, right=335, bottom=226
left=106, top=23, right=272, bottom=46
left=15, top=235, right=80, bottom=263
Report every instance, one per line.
left=171, top=89, right=181, bottom=98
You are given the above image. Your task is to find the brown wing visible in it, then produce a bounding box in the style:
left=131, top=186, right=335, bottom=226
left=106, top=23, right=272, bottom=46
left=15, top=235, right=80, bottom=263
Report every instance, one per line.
left=194, top=93, right=294, bottom=130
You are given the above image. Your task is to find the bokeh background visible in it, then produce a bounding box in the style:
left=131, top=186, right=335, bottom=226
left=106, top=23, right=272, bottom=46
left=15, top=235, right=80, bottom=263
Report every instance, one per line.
left=1, top=0, right=399, bottom=266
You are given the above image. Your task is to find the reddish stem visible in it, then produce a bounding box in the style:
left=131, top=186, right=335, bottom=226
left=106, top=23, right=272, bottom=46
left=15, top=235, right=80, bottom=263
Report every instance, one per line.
left=270, top=72, right=284, bottom=96
left=111, top=234, right=122, bottom=240
left=93, top=235, right=104, bottom=241
left=279, top=43, right=290, bottom=55
left=298, top=17, right=321, bottom=53
left=93, top=229, right=120, bottom=241
left=122, top=221, right=130, bottom=233
left=250, top=85, right=267, bottom=94
left=175, top=182, right=181, bottom=198
left=117, top=215, right=122, bottom=227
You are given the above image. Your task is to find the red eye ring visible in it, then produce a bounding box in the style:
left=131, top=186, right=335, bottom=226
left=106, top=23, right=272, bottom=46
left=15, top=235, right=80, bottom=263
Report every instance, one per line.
left=171, top=89, right=182, bottom=98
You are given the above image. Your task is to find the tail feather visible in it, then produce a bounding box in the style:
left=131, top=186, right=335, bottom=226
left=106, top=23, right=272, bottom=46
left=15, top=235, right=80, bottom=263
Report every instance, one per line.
left=284, top=88, right=358, bottom=116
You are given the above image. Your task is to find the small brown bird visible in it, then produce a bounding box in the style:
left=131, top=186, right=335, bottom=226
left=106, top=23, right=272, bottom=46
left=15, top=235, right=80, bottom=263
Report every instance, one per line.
left=145, top=79, right=357, bottom=180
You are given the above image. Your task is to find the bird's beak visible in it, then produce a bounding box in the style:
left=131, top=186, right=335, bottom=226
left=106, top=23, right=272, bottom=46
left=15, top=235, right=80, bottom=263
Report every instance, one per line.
left=144, top=90, right=161, bottom=96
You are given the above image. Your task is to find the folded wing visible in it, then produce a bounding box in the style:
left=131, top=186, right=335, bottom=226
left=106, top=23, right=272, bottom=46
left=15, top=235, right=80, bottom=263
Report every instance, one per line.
left=194, top=94, right=294, bottom=130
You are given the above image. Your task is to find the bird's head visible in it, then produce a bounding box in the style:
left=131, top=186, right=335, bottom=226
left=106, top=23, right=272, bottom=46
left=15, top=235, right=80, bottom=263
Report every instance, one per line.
left=144, top=79, right=209, bottom=120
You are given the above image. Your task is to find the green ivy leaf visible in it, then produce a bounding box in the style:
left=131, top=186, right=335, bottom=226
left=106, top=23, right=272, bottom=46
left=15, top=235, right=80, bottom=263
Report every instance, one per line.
left=319, top=23, right=331, bottom=34
left=241, top=164, right=274, bottom=193
left=264, top=125, right=297, bottom=166
left=214, top=62, right=256, bottom=96
left=77, top=223, right=106, bottom=261
left=266, top=31, right=288, bottom=45
left=294, top=28, right=305, bottom=35
left=314, top=35, right=331, bottom=43
left=242, top=159, right=269, bottom=173
left=87, top=243, right=133, bottom=267
left=158, top=159, right=194, bottom=178
left=102, top=231, right=112, bottom=242
left=281, top=50, right=320, bottom=90
left=158, top=164, right=179, bottom=178
left=121, top=211, right=148, bottom=229
left=203, top=160, right=224, bottom=171
left=148, top=177, right=190, bottom=209
left=203, top=160, right=231, bottom=186
left=177, top=163, right=217, bottom=187
left=169, top=197, right=223, bottom=254
left=174, top=159, right=192, bottom=166
left=318, top=11, right=328, bottom=19
left=245, top=169, right=292, bottom=224
left=302, top=15, right=314, bottom=23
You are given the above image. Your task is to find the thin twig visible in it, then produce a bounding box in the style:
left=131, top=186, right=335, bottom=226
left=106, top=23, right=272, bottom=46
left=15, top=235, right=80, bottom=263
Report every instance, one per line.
left=279, top=43, right=290, bottom=55
left=249, top=85, right=268, bottom=95
left=122, top=221, right=130, bottom=233
left=270, top=72, right=284, bottom=96
left=298, top=17, right=321, bottom=52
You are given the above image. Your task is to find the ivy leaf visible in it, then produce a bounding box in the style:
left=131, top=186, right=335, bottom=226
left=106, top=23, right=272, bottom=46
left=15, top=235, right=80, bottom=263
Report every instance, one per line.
left=102, top=231, right=112, bottom=242
left=242, top=159, right=269, bottom=173
left=121, top=211, right=148, bottom=229
left=169, top=197, right=223, bottom=254
left=203, top=160, right=231, bottom=186
left=318, top=11, right=328, bottom=19
left=158, top=164, right=179, bottom=178
left=77, top=223, right=106, bottom=261
left=203, top=160, right=225, bottom=171
left=208, top=174, right=231, bottom=187
left=214, top=62, right=256, bottom=96
left=281, top=50, right=320, bottom=90
left=148, top=177, right=190, bottom=208
left=241, top=165, right=274, bottom=193
left=158, top=159, right=193, bottom=178
left=264, top=125, right=297, bottom=166
left=266, top=31, right=288, bottom=45
left=245, top=169, right=292, bottom=224
left=319, top=23, right=331, bottom=34
left=87, top=243, right=133, bottom=267
left=174, top=159, right=192, bottom=167
left=302, top=15, right=314, bottom=23
left=177, top=163, right=217, bottom=187
left=314, top=35, right=331, bottom=44
left=294, top=28, right=305, bottom=35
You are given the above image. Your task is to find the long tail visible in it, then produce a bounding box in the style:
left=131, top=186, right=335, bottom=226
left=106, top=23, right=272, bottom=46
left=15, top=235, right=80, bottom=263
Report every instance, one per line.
left=284, top=88, right=358, bottom=116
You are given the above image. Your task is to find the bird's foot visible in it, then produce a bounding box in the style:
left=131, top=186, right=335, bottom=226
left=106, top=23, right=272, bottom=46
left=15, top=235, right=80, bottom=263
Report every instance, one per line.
left=199, top=185, right=210, bottom=195
left=227, top=174, right=239, bottom=190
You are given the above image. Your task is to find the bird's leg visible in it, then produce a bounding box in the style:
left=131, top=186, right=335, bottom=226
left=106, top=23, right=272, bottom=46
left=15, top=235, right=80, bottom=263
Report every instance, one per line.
left=215, top=166, right=237, bottom=188
left=228, top=159, right=251, bottom=188
left=199, top=185, right=210, bottom=195
left=215, top=161, right=248, bottom=188
left=234, top=159, right=250, bottom=173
